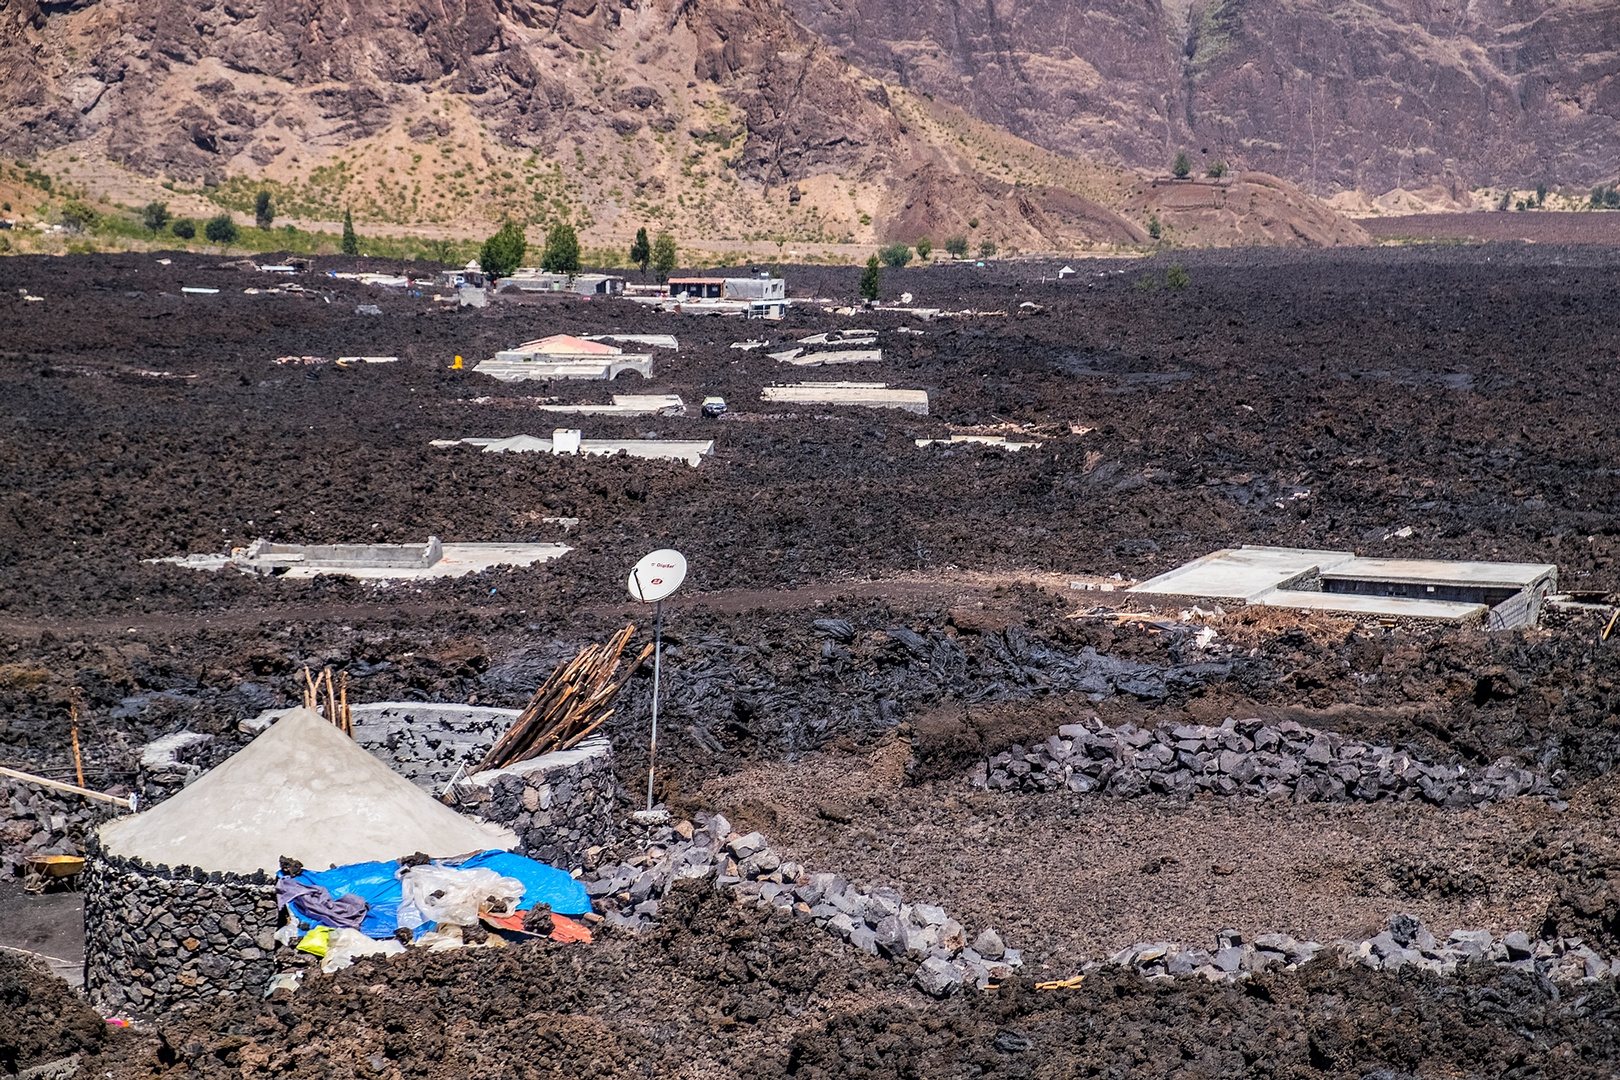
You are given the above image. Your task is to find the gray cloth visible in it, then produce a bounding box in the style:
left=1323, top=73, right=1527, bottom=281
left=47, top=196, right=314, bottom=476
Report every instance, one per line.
left=277, top=876, right=369, bottom=929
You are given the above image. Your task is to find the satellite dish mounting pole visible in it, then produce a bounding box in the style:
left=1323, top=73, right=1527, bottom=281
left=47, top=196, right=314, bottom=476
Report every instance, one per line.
left=627, top=549, right=686, bottom=821
left=647, top=596, right=663, bottom=812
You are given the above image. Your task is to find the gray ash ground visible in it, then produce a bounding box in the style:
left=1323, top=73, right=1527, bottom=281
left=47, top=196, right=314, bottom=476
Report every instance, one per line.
left=6, top=244, right=1620, bottom=1076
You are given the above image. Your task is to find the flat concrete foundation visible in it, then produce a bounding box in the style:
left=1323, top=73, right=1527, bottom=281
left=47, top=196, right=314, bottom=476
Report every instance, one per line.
left=769, top=348, right=882, bottom=365
left=583, top=334, right=679, bottom=350
left=153, top=541, right=572, bottom=579
left=536, top=394, right=686, bottom=416
left=433, top=432, right=713, bottom=466
left=762, top=382, right=929, bottom=414
left=916, top=434, right=1044, bottom=451
left=474, top=355, right=653, bottom=380
left=1129, top=545, right=1556, bottom=628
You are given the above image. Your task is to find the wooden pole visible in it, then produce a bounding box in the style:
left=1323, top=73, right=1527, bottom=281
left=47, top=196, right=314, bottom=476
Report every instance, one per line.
left=69, top=691, right=86, bottom=791
left=0, top=766, right=134, bottom=810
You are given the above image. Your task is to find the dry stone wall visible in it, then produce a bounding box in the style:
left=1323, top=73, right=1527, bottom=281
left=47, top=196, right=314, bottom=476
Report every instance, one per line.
left=82, top=843, right=278, bottom=1014
left=1105, top=913, right=1620, bottom=986
left=978, top=715, right=1558, bottom=807
left=581, top=812, right=1020, bottom=997
left=448, top=736, right=617, bottom=870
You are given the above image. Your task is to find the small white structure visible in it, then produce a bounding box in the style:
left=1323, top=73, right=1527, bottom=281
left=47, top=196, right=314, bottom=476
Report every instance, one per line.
left=762, top=382, right=929, bottom=414
left=476, top=334, right=653, bottom=381
left=571, top=274, right=626, bottom=296
left=664, top=276, right=788, bottom=318
left=433, top=429, right=713, bottom=466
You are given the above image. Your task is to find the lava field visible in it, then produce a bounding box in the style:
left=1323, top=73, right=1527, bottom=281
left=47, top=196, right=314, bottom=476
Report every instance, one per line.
left=7, top=243, right=1620, bottom=1078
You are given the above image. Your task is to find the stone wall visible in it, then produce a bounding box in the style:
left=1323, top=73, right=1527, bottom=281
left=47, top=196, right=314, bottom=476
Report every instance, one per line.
left=82, top=842, right=278, bottom=1014
left=448, top=736, right=616, bottom=869
left=976, top=715, right=1558, bottom=807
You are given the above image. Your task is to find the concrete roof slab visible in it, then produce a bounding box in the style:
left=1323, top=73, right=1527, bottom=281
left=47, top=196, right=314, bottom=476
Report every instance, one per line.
left=1254, top=591, right=1488, bottom=622
left=1323, top=557, right=1557, bottom=589
left=1130, top=546, right=1355, bottom=603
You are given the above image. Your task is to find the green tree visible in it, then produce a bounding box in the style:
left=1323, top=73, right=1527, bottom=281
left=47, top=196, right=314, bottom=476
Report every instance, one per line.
left=878, top=242, right=912, bottom=267
left=859, top=255, right=881, bottom=302
left=60, top=200, right=96, bottom=234
left=629, top=226, right=651, bottom=273
left=651, top=231, right=678, bottom=283
left=1172, top=152, right=1192, bottom=179
left=943, top=235, right=968, bottom=258
left=540, top=221, right=581, bottom=273
left=1535, top=182, right=1547, bottom=207
left=254, top=190, right=275, bottom=229
left=480, top=219, right=528, bottom=279
left=967, top=217, right=979, bottom=229
left=1206, top=161, right=1228, bottom=178
left=341, top=209, right=359, bottom=255
left=172, top=218, right=196, bottom=240
left=978, top=239, right=996, bottom=259
left=141, top=201, right=171, bottom=237
left=915, top=237, right=932, bottom=260
left=1166, top=262, right=1190, bottom=289
left=1147, top=214, right=1161, bottom=240
left=204, top=213, right=239, bottom=245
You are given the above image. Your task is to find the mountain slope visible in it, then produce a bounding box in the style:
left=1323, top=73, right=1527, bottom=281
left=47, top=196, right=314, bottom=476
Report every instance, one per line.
left=784, top=0, right=1620, bottom=197
left=0, top=0, right=1364, bottom=250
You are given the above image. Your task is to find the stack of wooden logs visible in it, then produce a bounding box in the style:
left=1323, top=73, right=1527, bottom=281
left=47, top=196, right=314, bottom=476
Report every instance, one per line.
left=476, top=623, right=650, bottom=771
left=302, top=667, right=352, bottom=736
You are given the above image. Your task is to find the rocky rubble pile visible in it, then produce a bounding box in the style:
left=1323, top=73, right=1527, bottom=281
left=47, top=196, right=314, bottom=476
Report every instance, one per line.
left=976, top=715, right=1558, bottom=807
left=581, top=812, right=1019, bottom=996
left=1, top=776, right=121, bottom=878
left=1102, top=914, right=1620, bottom=985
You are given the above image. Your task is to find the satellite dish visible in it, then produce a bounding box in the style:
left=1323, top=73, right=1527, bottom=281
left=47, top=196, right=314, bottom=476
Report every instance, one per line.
left=628, top=549, right=687, bottom=603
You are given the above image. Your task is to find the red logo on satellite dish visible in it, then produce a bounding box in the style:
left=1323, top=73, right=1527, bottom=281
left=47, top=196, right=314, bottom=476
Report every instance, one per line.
left=649, top=577, right=663, bottom=586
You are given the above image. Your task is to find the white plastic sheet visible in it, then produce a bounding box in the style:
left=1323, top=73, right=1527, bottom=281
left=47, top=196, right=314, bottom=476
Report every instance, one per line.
left=398, top=864, right=525, bottom=926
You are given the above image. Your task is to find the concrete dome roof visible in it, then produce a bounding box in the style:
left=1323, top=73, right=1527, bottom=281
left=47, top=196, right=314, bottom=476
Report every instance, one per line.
left=98, top=707, right=514, bottom=875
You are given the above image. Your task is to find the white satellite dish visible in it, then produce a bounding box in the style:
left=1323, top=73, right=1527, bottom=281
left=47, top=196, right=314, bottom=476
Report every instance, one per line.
left=625, top=548, right=687, bottom=814
left=628, top=549, right=687, bottom=603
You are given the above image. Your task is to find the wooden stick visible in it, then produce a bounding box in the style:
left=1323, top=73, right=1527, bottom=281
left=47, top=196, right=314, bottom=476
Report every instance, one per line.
left=69, top=694, right=86, bottom=791
left=0, top=765, right=134, bottom=810
left=340, top=671, right=352, bottom=736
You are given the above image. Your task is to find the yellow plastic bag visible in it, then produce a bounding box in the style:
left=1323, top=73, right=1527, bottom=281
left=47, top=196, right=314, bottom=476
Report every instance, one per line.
left=296, top=926, right=330, bottom=957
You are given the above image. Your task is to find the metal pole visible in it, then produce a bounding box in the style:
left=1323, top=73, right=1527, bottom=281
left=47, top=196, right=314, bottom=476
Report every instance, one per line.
left=646, top=597, right=663, bottom=811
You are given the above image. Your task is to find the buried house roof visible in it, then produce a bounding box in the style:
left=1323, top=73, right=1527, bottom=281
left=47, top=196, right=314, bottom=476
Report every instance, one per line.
left=97, top=707, right=514, bottom=875
left=511, top=334, right=619, bottom=355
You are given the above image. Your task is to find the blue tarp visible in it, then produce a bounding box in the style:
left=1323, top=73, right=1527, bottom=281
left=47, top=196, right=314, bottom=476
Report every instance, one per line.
left=287, top=860, right=404, bottom=939
left=448, top=850, right=592, bottom=915
left=280, top=850, right=591, bottom=937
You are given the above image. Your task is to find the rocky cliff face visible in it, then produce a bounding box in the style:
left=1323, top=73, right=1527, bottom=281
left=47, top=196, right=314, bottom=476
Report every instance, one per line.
left=0, top=0, right=1365, bottom=248
left=786, top=0, right=1620, bottom=195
